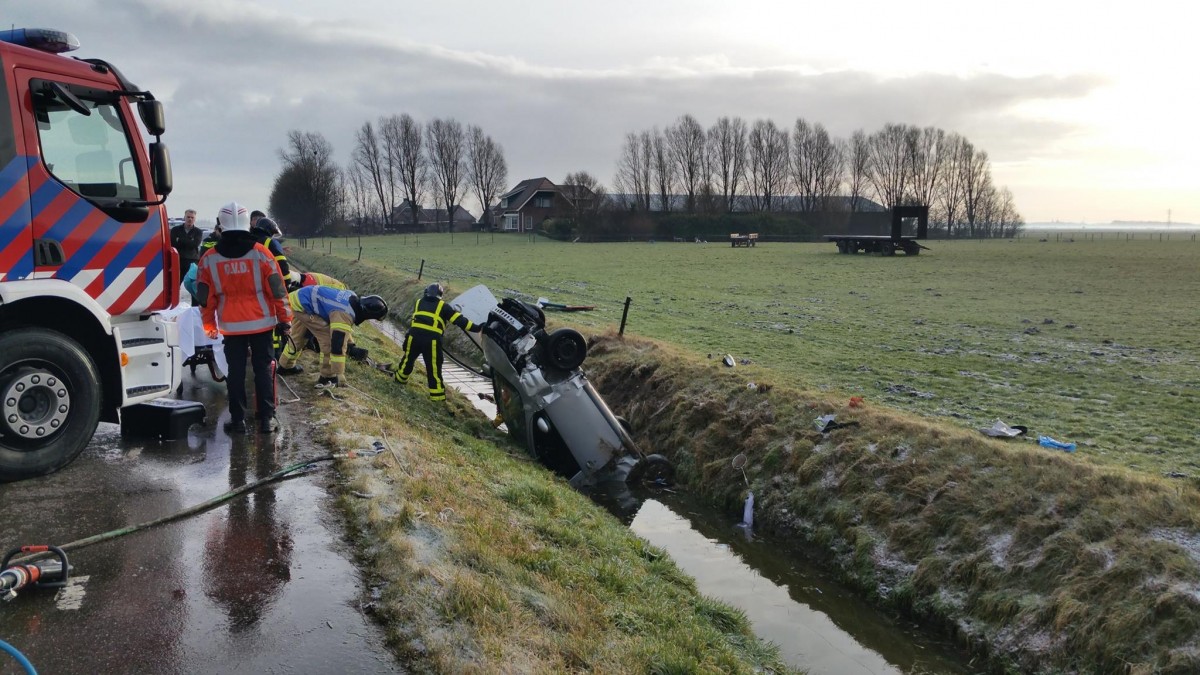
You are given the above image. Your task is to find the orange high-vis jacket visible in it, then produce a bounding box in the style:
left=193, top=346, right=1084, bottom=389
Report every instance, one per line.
left=196, top=243, right=291, bottom=336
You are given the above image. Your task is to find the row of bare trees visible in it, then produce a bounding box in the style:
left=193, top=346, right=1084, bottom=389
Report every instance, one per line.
left=268, top=118, right=508, bottom=236
left=614, top=115, right=1023, bottom=237
left=267, top=114, right=1019, bottom=238
left=344, top=115, right=508, bottom=232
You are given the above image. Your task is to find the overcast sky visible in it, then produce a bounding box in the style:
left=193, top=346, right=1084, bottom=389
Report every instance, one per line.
left=9, top=0, right=1197, bottom=224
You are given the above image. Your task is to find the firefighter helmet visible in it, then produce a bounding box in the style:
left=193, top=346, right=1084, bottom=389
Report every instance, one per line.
left=424, top=283, right=444, bottom=299
left=357, top=295, right=388, bottom=322
left=254, top=216, right=281, bottom=237
left=218, top=202, right=250, bottom=232
left=286, top=272, right=305, bottom=293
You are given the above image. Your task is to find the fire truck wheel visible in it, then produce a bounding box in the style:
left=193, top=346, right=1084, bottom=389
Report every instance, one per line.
left=545, top=328, right=587, bottom=371
left=628, top=454, right=675, bottom=487
left=0, top=328, right=101, bottom=482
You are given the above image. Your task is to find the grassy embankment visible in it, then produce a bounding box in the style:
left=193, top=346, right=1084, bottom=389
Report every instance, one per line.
left=294, top=236, right=1200, bottom=673
left=285, top=263, right=790, bottom=672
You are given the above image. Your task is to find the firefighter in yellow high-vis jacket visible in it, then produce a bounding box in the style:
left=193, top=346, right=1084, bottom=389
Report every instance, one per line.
left=393, top=284, right=480, bottom=401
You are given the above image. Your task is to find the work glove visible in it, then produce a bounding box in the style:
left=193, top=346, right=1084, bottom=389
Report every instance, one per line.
left=205, top=327, right=219, bottom=340
left=276, top=322, right=292, bottom=336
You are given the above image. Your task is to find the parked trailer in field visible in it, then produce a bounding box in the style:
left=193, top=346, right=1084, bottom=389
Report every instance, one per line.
left=827, top=235, right=927, bottom=256
left=825, top=205, right=930, bottom=256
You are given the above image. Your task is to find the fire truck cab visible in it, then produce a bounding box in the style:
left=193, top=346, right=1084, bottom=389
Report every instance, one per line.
left=0, top=28, right=180, bottom=481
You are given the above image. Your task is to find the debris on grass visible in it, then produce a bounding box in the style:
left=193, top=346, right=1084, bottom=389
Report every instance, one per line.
left=979, top=420, right=1028, bottom=438
left=1037, top=435, right=1076, bottom=452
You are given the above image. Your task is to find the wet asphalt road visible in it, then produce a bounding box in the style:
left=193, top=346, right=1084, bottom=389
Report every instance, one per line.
left=0, top=374, right=401, bottom=674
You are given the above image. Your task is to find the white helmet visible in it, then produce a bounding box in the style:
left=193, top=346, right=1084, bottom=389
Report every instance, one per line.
left=218, top=202, right=250, bottom=232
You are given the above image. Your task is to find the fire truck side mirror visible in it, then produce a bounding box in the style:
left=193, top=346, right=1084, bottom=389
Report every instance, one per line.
left=149, top=142, right=172, bottom=197
left=138, top=99, right=165, bottom=137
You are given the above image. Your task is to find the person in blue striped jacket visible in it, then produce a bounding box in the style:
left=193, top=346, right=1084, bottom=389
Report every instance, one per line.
left=276, top=285, right=388, bottom=387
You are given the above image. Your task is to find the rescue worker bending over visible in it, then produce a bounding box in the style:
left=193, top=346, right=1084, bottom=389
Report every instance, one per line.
left=286, top=271, right=370, bottom=361
left=196, top=202, right=292, bottom=434
left=394, top=283, right=480, bottom=402
left=277, top=285, right=388, bottom=387
left=286, top=271, right=347, bottom=292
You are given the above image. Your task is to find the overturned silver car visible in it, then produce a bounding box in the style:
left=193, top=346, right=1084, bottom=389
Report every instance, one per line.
left=451, top=286, right=673, bottom=489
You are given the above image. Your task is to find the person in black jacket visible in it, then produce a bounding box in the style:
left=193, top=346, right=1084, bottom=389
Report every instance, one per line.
left=249, top=212, right=292, bottom=356
left=170, top=209, right=204, bottom=279
left=249, top=211, right=290, bottom=279
left=393, top=283, right=480, bottom=401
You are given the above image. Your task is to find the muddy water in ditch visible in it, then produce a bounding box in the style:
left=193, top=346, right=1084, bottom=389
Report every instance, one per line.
left=376, top=322, right=974, bottom=673
left=630, top=493, right=972, bottom=673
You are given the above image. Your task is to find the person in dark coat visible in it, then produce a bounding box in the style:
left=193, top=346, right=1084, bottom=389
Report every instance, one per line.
left=170, top=208, right=204, bottom=279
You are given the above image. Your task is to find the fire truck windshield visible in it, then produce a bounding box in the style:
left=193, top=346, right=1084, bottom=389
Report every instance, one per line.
left=34, top=84, right=142, bottom=203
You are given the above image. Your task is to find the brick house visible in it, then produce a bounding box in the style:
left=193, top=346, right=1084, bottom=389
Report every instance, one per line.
left=490, top=178, right=597, bottom=232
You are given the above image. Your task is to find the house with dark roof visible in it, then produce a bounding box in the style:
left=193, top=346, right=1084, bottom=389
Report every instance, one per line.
left=490, top=178, right=597, bottom=232
left=390, top=200, right=477, bottom=232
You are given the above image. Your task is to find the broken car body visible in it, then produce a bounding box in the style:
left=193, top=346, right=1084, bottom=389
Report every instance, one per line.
left=450, top=286, right=672, bottom=489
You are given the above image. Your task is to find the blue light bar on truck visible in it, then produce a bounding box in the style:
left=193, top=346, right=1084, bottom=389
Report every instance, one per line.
left=0, top=28, right=80, bottom=54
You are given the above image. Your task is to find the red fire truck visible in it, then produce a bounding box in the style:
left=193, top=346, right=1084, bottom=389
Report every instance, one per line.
left=0, top=28, right=180, bottom=481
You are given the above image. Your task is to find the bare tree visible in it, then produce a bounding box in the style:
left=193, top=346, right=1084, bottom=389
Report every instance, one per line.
left=977, top=184, right=1002, bottom=237
left=562, top=170, right=607, bottom=236
left=666, top=114, right=707, bottom=213
left=466, top=125, right=507, bottom=229
left=426, top=118, right=467, bottom=232
left=811, top=130, right=845, bottom=213
left=866, top=123, right=912, bottom=208
left=344, top=161, right=376, bottom=232
left=907, top=126, right=947, bottom=209
left=994, top=187, right=1023, bottom=238
left=846, top=130, right=871, bottom=212
left=614, top=130, right=653, bottom=212
left=384, top=114, right=426, bottom=231
left=791, top=118, right=844, bottom=212
left=707, top=116, right=747, bottom=213
left=960, top=146, right=991, bottom=238
left=747, top=119, right=789, bottom=212
left=651, top=128, right=675, bottom=213
left=351, top=120, right=397, bottom=231
left=269, top=130, right=340, bottom=236
left=937, top=133, right=971, bottom=237
left=790, top=118, right=817, bottom=212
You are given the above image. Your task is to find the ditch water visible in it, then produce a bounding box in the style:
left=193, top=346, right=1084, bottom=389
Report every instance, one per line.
left=374, top=321, right=975, bottom=673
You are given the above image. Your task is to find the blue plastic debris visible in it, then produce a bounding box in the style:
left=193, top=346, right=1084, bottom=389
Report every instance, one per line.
left=1038, top=435, right=1076, bottom=452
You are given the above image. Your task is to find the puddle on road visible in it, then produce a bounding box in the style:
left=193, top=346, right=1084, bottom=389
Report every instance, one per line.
left=380, top=319, right=976, bottom=674
left=0, top=376, right=399, bottom=674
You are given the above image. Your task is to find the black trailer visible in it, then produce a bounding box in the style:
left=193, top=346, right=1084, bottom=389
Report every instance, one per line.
left=825, top=205, right=930, bottom=256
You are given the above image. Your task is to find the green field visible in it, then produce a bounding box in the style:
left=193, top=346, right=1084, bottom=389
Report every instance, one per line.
left=300, top=234, right=1200, bottom=476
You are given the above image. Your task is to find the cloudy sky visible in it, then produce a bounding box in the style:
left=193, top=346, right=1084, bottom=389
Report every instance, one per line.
left=10, top=0, right=1197, bottom=224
